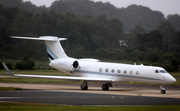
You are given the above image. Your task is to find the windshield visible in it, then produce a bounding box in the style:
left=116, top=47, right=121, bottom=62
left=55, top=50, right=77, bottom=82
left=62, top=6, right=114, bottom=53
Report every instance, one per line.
left=159, top=70, right=167, bottom=73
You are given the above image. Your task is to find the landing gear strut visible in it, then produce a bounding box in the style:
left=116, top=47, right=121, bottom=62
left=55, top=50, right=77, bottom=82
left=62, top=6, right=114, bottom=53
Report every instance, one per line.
left=160, top=84, right=166, bottom=94
left=81, top=81, right=88, bottom=90
left=102, top=83, right=112, bottom=90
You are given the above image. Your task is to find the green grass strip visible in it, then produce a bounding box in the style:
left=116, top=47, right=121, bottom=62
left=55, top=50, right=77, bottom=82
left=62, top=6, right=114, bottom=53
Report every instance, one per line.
left=0, top=87, right=22, bottom=91
left=0, top=103, right=180, bottom=111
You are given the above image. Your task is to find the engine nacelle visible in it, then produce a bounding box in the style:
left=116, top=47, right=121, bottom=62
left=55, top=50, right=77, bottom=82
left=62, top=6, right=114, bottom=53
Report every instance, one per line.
left=72, top=60, right=80, bottom=70
left=49, top=58, right=80, bottom=71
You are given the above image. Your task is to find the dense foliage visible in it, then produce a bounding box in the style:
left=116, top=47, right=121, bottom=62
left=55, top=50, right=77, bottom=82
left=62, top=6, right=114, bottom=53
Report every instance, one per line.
left=0, top=0, right=180, bottom=30
left=0, top=0, right=179, bottom=71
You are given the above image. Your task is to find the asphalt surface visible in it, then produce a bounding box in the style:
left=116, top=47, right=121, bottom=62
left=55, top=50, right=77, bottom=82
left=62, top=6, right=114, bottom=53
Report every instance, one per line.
left=0, top=83, right=180, bottom=105
left=0, top=90, right=180, bottom=105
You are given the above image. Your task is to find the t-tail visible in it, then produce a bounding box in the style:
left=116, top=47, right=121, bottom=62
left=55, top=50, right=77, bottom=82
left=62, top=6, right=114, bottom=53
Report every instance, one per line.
left=11, top=36, right=68, bottom=62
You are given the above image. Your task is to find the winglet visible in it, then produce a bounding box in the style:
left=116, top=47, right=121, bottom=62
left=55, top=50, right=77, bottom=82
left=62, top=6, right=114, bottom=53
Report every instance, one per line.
left=2, top=62, right=14, bottom=76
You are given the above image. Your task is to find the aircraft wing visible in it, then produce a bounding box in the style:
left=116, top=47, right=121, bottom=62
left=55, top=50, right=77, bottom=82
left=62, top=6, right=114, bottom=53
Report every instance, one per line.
left=2, top=62, right=114, bottom=82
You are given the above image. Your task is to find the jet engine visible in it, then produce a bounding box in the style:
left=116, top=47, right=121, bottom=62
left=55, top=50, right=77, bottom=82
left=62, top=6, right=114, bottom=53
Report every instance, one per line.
left=50, top=58, right=80, bottom=71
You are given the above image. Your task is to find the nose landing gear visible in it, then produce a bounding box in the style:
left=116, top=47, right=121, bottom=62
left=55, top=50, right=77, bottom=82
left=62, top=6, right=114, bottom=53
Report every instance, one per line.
left=160, top=84, right=166, bottom=94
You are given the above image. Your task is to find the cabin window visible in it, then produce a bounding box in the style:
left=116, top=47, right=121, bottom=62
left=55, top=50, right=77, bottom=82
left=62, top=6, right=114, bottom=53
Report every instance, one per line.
left=124, top=70, right=127, bottom=74
left=111, top=69, right=115, bottom=73
left=159, top=70, right=166, bottom=73
left=130, top=71, right=133, bottom=74
left=105, top=68, right=109, bottom=72
left=155, top=70, right=159, bottom=73
left=117, top=70, right=121, bottom=73
left=99, top=68, right=103, bottom=72
left=136, top=71, right=139, bottom=75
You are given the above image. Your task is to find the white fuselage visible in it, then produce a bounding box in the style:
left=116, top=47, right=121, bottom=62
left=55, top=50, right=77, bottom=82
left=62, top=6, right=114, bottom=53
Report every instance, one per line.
left=50, top=57, right=176, bottom=84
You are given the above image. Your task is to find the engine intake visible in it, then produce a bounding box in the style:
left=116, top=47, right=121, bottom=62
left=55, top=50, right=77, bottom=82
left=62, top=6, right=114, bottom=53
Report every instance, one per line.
left=72, top=60, right=80, bottom=70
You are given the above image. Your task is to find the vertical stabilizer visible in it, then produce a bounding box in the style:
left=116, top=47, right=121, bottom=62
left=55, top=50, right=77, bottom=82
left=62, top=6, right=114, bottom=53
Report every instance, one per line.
left=42, top=37, right=68, bottom=61
left=11, top=36, right=68, bottom=62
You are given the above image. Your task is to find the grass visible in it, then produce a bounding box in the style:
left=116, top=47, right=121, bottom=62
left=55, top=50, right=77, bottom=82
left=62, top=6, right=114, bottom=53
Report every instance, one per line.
left=0, top=102, right=180, bottom=111
left=169, top=72, right=180, bottom=77
left=0, top=87, right=22, bottom=91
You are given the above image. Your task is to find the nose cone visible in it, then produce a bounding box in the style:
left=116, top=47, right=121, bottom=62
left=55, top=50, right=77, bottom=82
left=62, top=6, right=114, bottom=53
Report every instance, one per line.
left=166, top=74, right=176, bottom=84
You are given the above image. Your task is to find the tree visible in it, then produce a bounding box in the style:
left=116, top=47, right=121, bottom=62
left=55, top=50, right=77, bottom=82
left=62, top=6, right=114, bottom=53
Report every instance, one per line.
left=158, top=21, right=176, bottom=45
left=0, top=61, right=3, bottom=70
left=144, top=48, right=162, bottom=63
left=167, top=14, right=180, bottom=30
left=171, top=57, right=180, bottom=71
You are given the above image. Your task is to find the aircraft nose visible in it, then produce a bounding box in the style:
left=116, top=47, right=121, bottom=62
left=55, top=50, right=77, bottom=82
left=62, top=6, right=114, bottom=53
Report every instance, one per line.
left=166, top=74, right=176, bottom=83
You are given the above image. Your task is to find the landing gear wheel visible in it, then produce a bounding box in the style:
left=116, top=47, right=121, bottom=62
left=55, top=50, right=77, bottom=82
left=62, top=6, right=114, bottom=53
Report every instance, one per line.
left=159, top=84, right=166, bottom=94
left=81, top=84, right=88, bottom=90
left=102, top=84, right=109, bottom=90
left=161, top=90, right=166, bottom=94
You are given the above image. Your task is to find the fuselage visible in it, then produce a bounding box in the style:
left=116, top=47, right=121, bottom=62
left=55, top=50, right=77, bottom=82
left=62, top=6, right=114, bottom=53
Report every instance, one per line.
left=50, top=57, right=176, bottom=84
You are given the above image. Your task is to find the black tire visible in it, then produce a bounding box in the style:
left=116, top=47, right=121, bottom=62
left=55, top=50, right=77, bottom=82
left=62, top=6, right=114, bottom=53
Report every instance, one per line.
left=81, top=85, right=88, bottom=90
left=102, top=84, right=109, bottom=90
left=161, top=90, right=166, bottom=94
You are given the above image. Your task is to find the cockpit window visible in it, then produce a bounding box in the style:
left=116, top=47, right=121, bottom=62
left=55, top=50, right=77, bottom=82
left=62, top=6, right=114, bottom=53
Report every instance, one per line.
left=159, top=70, right=166, bottom=73
left=155, top=70, right=159, bottom=73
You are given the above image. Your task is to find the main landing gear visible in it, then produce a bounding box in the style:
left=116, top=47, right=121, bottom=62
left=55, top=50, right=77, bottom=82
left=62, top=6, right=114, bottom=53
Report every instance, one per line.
left=81, top=81, right=88, bottom=90
left=102, top=83, right=112, bottom=90
left=80, top=81, right=113, bottom=91
left=160, top=84, right=166, bottom=94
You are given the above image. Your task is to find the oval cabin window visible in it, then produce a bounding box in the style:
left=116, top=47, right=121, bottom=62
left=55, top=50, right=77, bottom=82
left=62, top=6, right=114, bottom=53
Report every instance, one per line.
left=130, top=71, right=133, bottom=74
left=124, top=70, right=127, bottom=74
left=136, top=71, right=139, bottom=75
left=105, top=68, right=109, bottom=72
left=117, top=70, right=121, bottom=73
left=99, top=68, right=103, bottom=72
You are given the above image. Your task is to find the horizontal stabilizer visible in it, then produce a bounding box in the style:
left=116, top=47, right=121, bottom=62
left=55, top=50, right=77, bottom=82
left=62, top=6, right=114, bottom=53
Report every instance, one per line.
left=10, top=36, right=67, bottom=42
left=10, top=36, right=68, bottom=59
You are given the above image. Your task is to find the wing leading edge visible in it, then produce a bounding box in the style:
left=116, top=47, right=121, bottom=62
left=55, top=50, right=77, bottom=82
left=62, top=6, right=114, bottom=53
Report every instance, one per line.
left=2, top=62, right=114, bottom=82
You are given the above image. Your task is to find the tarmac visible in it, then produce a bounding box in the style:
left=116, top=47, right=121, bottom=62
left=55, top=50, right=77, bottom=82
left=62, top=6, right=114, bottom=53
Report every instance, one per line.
left=0, top=83, right=180, bottom=105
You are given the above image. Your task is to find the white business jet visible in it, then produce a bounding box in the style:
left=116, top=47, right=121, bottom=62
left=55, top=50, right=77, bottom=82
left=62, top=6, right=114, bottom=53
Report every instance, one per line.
left=3, top=36, right=176, bottom=94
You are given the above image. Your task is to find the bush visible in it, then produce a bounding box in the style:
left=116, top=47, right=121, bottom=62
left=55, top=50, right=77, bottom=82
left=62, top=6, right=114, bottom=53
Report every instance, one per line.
left=26, top=59, right=35, bottom=70
left=15, top=55, right=35, bottom=70
left=15, top=61, right=25, bottom=70
left=15, top=60, right=35, bottom=70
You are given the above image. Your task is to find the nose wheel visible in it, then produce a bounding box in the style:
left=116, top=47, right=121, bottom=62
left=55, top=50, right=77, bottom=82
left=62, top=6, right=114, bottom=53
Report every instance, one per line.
left=160, top=84, right=166, bottom=94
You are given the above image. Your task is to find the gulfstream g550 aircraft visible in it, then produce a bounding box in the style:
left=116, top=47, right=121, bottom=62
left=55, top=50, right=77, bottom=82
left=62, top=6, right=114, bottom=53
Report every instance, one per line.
left=3, top=36, right=176, bottom=94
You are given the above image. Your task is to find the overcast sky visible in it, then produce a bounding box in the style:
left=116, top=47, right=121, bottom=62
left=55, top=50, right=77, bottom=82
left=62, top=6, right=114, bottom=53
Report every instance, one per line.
left=24, top=0, right=180, bottom=17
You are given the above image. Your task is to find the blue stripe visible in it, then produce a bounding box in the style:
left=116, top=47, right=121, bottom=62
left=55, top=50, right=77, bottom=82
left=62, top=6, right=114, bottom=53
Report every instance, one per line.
left=48, top=53, right=54, bottom=60
left=45, top=43, right=58, bottom=60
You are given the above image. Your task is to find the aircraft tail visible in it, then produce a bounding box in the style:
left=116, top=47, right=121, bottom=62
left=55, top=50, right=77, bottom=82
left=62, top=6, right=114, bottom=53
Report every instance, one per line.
left=11, top=36, right=68, bottom=62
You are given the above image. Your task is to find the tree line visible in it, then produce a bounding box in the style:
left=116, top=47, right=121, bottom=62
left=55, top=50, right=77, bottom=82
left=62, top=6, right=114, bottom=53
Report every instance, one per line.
left=0, top=0, right=180, bottom=30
